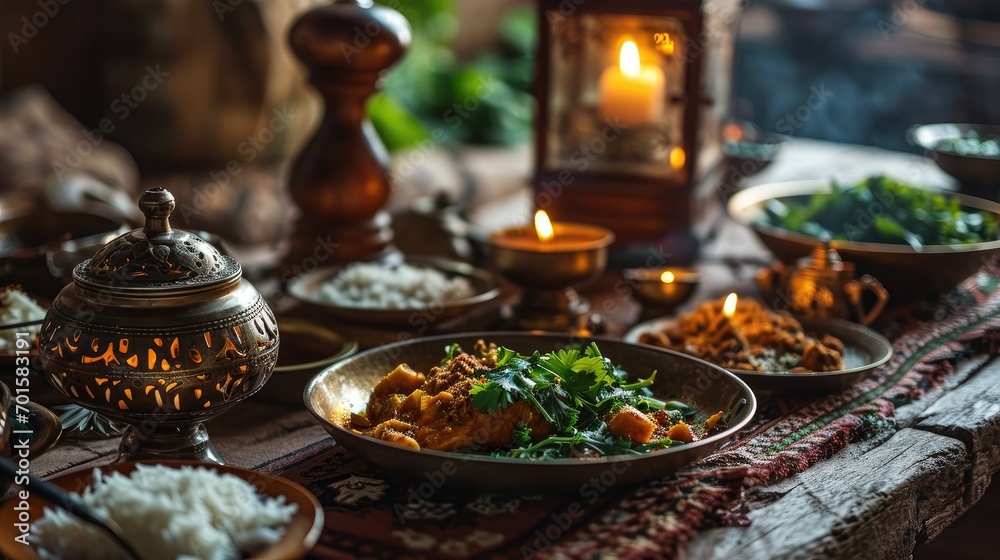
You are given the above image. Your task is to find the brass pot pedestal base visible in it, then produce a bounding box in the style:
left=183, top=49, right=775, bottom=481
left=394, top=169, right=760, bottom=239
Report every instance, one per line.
left=116, top=423, right=223, bottom=464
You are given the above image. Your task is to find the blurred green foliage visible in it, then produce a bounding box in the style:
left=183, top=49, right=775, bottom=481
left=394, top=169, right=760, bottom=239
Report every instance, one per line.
left=368, top=1, right=536, bottom=151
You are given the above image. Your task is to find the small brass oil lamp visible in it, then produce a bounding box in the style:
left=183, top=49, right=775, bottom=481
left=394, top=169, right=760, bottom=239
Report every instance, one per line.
left=623, top=266, right=700, bottom=319
left=489, top=210, right=614, bottom=331
left=38, top=188, right=279, bottom=464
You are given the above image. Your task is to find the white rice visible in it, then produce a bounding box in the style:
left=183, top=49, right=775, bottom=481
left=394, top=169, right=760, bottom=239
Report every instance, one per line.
left=31, top=464, right=297, bottom=560
left=0, top=289, right=45, bottom=351
left=315, top=262, right=475, bottom=309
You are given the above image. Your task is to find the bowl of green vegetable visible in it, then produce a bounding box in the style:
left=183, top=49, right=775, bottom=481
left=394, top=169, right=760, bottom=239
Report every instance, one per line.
left=727, top=176, right=1000, bottom=301
left=909, top=123, right=1000, bottom=194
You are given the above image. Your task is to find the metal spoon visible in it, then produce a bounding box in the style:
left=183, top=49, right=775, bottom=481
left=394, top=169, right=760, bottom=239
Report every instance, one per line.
left=0, top=318, right=44, bottom=332
left=0, top=458, right=142, bottom=560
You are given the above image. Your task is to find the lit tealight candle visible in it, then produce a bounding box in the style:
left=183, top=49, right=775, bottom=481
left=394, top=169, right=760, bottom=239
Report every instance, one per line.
left=599, top=40, right=666, bottom=126
left=534, top=209, right=554, bottom=243
left=723, top=292, right=738, bottom=318
left=490, top=210, right=614, bottom=253
left=487, top=211, right=616, bottom=330
left=723, top=293, right=758, bottom=368
left=660, top=271, right=675, bottom=284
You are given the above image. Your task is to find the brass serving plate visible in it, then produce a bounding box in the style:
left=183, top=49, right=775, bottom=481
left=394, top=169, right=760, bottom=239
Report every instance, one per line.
left=304, top=332, right=756, bottom=493
left=0, top=460, right=324, bottom=560
left=287, top=256, right=501, bottom=328
left=727, top=179, right=1000, bottom=301
left=624, top=316, right=893, bottom=393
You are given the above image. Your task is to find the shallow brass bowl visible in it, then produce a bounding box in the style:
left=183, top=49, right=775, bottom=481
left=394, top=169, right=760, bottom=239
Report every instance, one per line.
left=287, top=256, right=500, bottom=328
left=908, top=123, right=1000, bottom=194
left=304, top=332, right=756, bottom=493
left=727, top=179, right=1000, bottom=301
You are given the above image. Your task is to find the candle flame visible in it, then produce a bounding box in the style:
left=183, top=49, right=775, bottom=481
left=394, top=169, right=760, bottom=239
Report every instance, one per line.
left=660, top=271, right=675, bottom=284
left=534, top=210, right=555, bottom=242
left=619, top=41, right=641, bottom=78
left=723, top=293, right=738, bottom=318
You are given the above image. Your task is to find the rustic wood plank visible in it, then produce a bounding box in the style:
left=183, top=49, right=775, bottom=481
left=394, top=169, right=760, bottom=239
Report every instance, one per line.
left=916, top=358, right=1000, bottom=509
left=685, top=429, right=967, bottom=560
left=892, top=355, right=991, bottom=429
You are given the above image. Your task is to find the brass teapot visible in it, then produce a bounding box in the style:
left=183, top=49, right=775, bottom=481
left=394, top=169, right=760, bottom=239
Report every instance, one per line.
left=757, top=241, right=889, bottom=326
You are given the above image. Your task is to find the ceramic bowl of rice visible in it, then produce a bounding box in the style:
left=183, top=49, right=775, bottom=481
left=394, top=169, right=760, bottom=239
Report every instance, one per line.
left=0, top=461, right=324, bottom=560
left=0, top=288, right=47, bottom=357
left=287, top=255, right=501, bottom=328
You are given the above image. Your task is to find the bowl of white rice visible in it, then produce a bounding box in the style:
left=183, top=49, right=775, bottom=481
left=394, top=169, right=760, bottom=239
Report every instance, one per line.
left=287, top=256, right=501, bottom=328
left=0, top=288, right=46, bottom=356
left=0, top=461, right=324, bottom=560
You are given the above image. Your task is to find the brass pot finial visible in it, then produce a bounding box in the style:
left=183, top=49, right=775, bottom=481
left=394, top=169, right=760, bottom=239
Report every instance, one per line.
left=139, top=187, right=175, bottom=236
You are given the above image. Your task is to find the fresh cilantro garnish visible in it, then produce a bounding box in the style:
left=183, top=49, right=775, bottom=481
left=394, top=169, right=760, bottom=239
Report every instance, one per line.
left=512, top=422, right=533, bottom=448
left=461, top=342, right=691, bottom=460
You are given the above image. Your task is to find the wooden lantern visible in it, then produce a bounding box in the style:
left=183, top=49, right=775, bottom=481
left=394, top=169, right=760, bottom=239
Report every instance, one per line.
left=533, top=0, right=742, bottom=266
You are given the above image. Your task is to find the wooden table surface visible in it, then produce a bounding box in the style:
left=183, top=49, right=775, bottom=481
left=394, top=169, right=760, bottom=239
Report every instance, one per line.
left=27, top=138, right=1000, bottom=559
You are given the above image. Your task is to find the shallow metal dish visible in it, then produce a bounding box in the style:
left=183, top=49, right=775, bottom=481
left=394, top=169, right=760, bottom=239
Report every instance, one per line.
left=304, top=332, right=756, bottom=493
left=287, top=255, right=501, bottom=328
left=727, top=179, right=1000, bottom=301
left=0, top=460, right=324, bottom=560
left=15, top=402, right=63, bottom=458
left=624, top=315, right=892, bottom=394
left=0, top=382, right=62, bottom=496
left=908, top=123, right=1000, bottom=194
left=254, top=317, right=358, bottom=406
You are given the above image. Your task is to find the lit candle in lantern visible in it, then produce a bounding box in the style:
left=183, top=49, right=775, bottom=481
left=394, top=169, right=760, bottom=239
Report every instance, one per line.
left=660, top=271, right=675, bottom=284
left=599, top=40, right=666, bottom=126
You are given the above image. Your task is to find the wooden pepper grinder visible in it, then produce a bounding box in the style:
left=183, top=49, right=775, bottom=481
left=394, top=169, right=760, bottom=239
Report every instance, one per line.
left=285, top=1, right=411, bottom=268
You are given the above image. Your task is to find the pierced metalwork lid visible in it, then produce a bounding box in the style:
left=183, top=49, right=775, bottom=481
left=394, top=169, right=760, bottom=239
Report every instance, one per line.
left=73, top=187, right=241, bottom=293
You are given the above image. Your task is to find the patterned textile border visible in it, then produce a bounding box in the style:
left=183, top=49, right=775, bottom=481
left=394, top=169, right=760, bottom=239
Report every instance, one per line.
left=257, top=266, right=1000, bottom=560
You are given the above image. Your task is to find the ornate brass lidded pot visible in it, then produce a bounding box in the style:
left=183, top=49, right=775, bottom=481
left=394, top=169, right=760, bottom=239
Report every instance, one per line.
left=38, top=188, right=279, bottom=464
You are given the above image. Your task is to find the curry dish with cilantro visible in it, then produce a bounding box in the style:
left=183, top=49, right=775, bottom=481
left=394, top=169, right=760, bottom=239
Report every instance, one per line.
left=334, top=341, right=725, bottom=459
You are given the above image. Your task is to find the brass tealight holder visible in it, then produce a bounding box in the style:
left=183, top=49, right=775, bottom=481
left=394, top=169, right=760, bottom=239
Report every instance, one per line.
left=623, top=267, right=701, bottom=319
left=488, top=211, right=614, bottom=331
